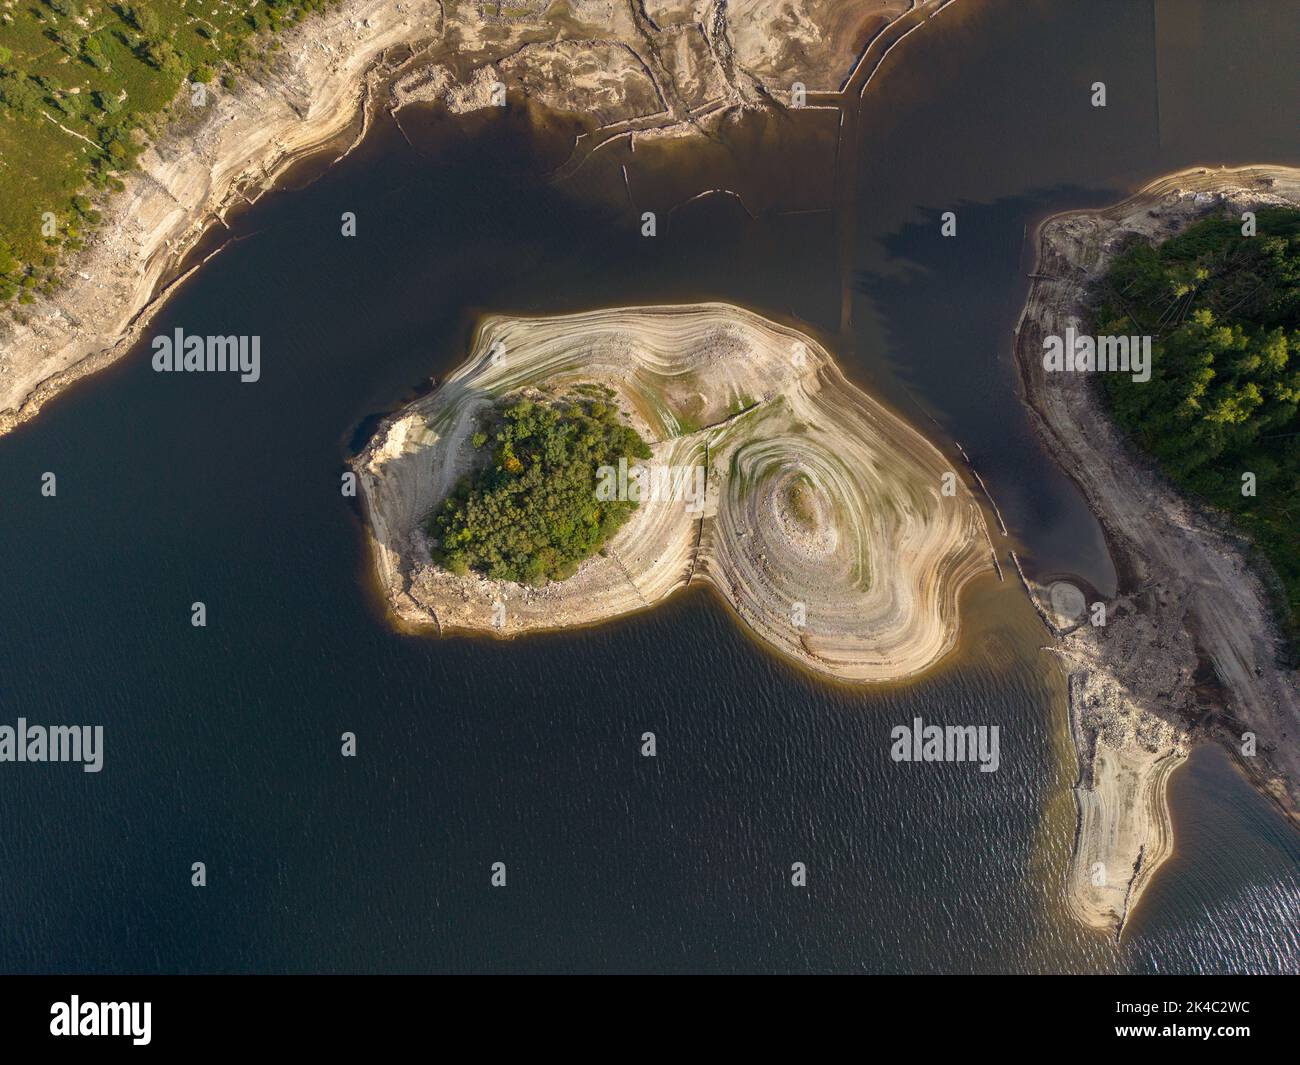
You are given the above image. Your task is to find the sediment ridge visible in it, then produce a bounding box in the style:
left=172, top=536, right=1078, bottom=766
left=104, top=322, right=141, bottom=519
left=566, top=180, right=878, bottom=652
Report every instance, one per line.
left=1013, top=165, right=1300, bottom=937
left=0, top=0, right=936, bottom=438
left=354, top=303, right=990, bottom=683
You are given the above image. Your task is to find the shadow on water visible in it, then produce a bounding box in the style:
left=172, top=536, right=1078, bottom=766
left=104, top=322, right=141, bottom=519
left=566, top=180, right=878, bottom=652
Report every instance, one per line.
left=0, top=0, right=1298, bottom=973
left=855, top=186, right=1121, bottom=591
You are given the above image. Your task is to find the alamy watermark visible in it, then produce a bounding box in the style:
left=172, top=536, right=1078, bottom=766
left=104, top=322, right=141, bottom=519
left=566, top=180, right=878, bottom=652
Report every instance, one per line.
left=1042, top=325, right=1150, bottom=383
left=596, top=458, right=705, bottom=514
left=151, top=327, right=261, bottom=383
left=50, top=996, right=150, bottom=1045
left=0, top=718, right=103, bottom=772
left=890, top=716, right=1000, bottom=773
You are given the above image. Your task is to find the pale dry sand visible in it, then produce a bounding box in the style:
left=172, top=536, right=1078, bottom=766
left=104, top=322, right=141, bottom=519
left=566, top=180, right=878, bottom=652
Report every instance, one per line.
left=355, top=303, right=990, bottom=683
left=0, top=0, right=937, bottom=437
left=1014, top=165, right=1300, bottom=936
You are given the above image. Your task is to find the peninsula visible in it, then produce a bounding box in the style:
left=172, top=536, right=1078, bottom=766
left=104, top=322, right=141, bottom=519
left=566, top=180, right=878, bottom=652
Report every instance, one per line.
left=354, top=303, right=991, bottom=683
left=1014, top=165, right=1300, bottom=937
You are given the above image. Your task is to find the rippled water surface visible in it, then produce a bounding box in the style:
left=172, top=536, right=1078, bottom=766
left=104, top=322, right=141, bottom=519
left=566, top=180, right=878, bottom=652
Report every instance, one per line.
left=0, top=0, right=1297, bottom=972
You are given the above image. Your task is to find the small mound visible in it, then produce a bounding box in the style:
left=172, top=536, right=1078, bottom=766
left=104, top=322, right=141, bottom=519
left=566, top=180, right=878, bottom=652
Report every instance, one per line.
left=773, top=472, right=840, bottom=558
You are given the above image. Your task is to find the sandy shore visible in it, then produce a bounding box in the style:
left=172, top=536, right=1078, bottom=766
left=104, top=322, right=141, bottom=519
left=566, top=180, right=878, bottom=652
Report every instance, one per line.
left=0, top=0, right=932, bottom=438
left=355, top=303, right=990, bottom=683
left=1013, top=165, right=1300, bottom=936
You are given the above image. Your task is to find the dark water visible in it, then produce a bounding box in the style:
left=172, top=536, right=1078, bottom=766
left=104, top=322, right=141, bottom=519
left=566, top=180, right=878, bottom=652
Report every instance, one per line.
left=0, top=0, right=1298, bottom=973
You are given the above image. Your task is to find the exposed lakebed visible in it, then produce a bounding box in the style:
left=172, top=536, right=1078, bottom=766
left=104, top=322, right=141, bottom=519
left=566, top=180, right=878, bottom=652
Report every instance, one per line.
left=0, top=0, right=1297, bottom=972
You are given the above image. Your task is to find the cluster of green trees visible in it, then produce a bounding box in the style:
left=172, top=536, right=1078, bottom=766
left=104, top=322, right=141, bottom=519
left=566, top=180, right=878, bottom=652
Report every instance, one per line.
left=430, top=390, right=653, bottom=586
left=0, top=0, right=338, bottom=306
left=1092, top=207, right=1300, bottom=654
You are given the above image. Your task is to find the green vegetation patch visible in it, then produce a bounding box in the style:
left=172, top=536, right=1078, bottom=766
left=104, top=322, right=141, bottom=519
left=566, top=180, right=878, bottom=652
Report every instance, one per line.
left=0, top=0, right=337, bottom=304
left=430, top=390, right=653, bottom=586
left=1092, top=207, right=1300, bottom=655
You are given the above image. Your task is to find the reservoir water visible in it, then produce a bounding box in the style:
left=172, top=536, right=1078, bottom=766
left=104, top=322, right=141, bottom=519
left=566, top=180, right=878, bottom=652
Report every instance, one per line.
left=0, top=0, right=1297, bottom=972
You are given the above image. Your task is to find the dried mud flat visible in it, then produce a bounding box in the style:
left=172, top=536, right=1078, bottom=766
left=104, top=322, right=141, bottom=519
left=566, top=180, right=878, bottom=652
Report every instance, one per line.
left=0, top=0, right=943, bottom=438
left=1014, top=165, right=1300, bottom=937
left=354, top=303, right=990, bottom=683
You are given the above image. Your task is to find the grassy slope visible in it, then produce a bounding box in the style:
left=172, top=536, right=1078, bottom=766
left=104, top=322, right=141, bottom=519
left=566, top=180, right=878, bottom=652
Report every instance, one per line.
left=0, top=0, right=334, bottom=304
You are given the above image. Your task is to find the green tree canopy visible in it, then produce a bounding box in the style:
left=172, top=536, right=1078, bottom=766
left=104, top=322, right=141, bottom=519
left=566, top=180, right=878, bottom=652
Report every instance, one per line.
left=430, top=390, right=653, bottom=586
left=1092, top=207, right=1300, bottom=654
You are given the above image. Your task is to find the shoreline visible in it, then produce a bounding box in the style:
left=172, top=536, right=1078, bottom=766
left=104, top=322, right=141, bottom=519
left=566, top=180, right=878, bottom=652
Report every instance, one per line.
left=0, top=0, right=449, bottom=437
left=0, top=0, right=933, bottom=439
left=354, top=302, right=991, bottom=684
left=1012, top=164, right=1300, bottom=937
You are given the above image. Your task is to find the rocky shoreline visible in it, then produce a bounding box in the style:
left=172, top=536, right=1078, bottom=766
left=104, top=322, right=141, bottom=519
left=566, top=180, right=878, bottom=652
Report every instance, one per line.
left=0, top=0, right=934, bottom=437
left=0, top=0, right=446, bottom=435
left=1012, top=165, right=1300, bottom=937
left=15, top=0, right=1293, bottom=940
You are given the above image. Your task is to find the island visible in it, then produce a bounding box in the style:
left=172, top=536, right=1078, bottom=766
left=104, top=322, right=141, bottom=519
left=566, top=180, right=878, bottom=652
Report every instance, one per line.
left=1014, top=165, right=1300, bottom=937
left=354, top=303, right=991, bottom=683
